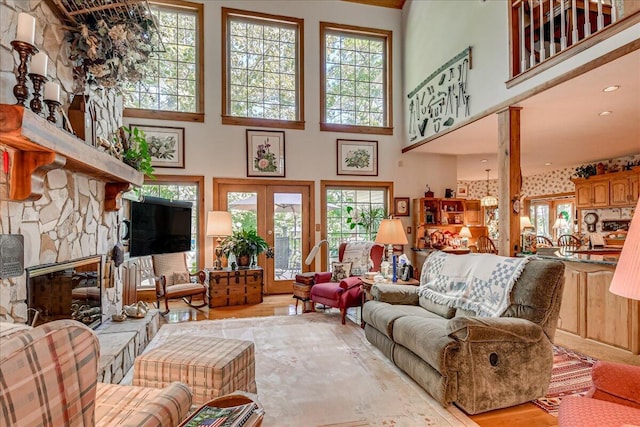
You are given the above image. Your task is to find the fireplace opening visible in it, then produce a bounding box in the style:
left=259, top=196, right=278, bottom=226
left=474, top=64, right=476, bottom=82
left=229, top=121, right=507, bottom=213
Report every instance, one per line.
left=27, top=256, right=103, bottom=329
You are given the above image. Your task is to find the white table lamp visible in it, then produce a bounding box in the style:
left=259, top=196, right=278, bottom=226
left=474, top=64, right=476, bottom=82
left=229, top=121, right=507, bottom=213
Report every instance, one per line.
left=206, top=211, right=232, bottom=270
left=459, top=226, right=472, bottom=249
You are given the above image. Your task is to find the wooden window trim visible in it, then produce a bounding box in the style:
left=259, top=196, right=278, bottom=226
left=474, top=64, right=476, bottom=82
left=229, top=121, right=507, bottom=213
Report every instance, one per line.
left=319, top=22, right=393, bottom=134
left=142, top=175, right=205, bottom=269
left=221, top=7, right=305, bottom=129
left=124, top=0, right=204, bottom=118
left=320, top=179, right=394, bottom=270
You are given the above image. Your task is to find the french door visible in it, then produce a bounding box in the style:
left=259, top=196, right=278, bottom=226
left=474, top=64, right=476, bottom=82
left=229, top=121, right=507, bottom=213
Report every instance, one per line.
left=214, top=179, right=313, bottom=294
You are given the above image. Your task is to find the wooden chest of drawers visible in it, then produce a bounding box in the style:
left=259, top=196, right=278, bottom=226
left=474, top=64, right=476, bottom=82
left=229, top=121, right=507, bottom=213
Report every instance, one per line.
left=208, top=268, right=263, bottom=308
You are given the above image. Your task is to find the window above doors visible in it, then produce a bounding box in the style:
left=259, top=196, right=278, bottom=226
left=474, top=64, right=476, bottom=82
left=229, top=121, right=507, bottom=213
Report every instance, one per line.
left=221, top=8, right=305, bottom=130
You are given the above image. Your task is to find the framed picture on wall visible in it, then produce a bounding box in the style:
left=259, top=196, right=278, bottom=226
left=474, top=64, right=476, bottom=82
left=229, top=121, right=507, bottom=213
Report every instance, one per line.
left=336, top=139, right=378, bottom=176
left=456, top=183, right=469, bottom=199
left=131, top=124, right=185, bottom=168
left=246, top=129, right=286, bottom=177
left=394, top=197, right=410, bottom=216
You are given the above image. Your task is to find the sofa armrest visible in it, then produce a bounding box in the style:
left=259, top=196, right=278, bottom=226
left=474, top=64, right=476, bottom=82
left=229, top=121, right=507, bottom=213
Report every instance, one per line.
left=371, top=284, right=419, bottom=305
left=314, top=272, right=333, bottom=284
left=589, top=361, right=640, bottom=408
left=446, top=316, right=545, bottom=343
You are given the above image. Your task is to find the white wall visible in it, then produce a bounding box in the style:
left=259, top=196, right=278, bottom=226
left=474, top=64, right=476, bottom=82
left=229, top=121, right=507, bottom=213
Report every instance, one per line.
left=401, top=0, right=640, bottom=148
left=123, top=0, right=458, bottom=266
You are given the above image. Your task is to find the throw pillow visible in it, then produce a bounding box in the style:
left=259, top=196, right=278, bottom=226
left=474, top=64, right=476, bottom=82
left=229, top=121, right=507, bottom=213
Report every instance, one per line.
left=331, top=262, right=352, bottom=282
left=173, top=271, right=190, bottom=284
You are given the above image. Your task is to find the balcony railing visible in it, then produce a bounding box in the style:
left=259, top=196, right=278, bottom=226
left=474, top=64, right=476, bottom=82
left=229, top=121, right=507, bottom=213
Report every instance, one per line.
left=511, top=0, right=617, bottom=77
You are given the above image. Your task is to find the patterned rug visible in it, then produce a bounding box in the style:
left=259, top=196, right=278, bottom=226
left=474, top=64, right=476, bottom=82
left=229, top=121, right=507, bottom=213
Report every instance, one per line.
left=533, top=345, right=598, bottom=416
left=145, top=313, right=478, bottom=427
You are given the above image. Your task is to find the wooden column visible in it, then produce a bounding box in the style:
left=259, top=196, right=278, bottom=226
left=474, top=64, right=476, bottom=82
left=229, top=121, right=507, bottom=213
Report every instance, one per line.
left=497, top=106, right=522, bottom=256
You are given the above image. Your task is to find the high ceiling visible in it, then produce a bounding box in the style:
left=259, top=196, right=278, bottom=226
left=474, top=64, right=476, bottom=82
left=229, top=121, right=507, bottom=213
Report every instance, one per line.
left=408, top=49, right=640, bottom=181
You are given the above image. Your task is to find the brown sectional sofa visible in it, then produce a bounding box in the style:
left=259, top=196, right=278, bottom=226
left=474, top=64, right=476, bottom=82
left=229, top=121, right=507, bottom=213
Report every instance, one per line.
left=362, top=256, right=565, bottom=415
left=0, top=319, right=192, bottom=426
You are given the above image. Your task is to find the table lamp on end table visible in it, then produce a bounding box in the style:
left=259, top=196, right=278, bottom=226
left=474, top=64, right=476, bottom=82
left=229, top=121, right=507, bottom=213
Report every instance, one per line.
left=375, top=218, right=408, bottom=282
left=207, top=211, right=232, bottom=270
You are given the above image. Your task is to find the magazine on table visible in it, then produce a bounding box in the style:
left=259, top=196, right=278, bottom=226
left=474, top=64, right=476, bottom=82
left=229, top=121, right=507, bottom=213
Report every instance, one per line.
left=182, top=401, right=260, bottom=427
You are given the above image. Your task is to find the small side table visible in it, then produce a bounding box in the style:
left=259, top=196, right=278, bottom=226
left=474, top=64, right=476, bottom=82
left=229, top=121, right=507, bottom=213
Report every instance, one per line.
left=293, top=272, right=315, bottom=313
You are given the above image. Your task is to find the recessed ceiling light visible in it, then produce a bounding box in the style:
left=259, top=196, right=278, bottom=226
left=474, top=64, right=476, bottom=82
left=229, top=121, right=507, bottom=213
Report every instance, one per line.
left=603, top=85, right=620, bottom=92
left=545, top=162, right=552, bottom=166
left=599, top=111, right=612, bottom=116
left=481, top=159, right=488, bottom=163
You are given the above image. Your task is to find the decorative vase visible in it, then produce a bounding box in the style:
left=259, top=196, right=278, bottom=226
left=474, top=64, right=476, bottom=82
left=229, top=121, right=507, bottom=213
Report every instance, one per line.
left=237, top=255, right=251, bottom=268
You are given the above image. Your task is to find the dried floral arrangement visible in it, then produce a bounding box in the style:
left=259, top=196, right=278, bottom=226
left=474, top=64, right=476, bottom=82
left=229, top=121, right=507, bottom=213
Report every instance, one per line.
left=65, top=5, right=159, bottom=90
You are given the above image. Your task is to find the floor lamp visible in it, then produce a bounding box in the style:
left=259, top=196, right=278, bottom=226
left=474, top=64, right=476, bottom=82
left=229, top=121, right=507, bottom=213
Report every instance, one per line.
left=375, top=218, right=408, bottom=282
left=609, top=198, right=639, bottom=301
left=305, top=239, right=329, bottom=266
left=207, top=211, right=232, bottom=270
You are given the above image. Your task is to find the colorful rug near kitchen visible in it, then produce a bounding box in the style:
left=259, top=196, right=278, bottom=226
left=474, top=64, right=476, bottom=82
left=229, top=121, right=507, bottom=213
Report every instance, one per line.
left=144, top=313, right=477, bottom=427
left=533, top=345, right=598, bottom=416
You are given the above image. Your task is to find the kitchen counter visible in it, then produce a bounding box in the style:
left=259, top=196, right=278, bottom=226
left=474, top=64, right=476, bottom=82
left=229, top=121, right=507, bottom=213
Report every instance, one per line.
left=526, top=247, right=620, bottom=266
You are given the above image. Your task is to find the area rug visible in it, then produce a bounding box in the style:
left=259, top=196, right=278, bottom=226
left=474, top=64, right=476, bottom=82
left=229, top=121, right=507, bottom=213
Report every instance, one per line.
left=144, top=313, right=478, bottom=427
left=533, top=345, right=598, bottom=416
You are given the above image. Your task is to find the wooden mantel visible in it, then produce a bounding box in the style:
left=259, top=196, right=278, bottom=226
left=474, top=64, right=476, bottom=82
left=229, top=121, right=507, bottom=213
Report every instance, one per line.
left=0, top=104, right=143, bottom=211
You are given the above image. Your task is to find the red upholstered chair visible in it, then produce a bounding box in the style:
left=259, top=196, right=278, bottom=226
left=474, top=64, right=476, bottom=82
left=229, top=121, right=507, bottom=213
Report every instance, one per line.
left=558, top=361, right=640, bottom=427
left=310, top=242, right=384, bottom=324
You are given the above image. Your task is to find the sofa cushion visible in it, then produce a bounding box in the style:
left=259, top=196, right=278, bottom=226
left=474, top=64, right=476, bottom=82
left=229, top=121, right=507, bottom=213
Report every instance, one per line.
left=558, top=395, right=640, bottom=427
left=331, top=262, right=351, bottom=281
left=311, top=282, right=343, bottom=300
left=363, top=301, right=435, bottom=339
left=419, top=296, right=456, bottom=318
left=392, top=315, right=459, bottom=375
left=371, top=284, right=419, bottom=305
left=153, top=253, right=188, bottom=287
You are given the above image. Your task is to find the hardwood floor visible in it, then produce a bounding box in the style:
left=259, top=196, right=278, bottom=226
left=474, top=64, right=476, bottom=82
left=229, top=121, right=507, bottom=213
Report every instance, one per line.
left=143, top=293, right=634, bottom=427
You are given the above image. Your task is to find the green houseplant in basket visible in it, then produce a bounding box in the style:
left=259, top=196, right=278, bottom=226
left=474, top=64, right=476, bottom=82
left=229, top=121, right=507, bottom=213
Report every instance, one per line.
left=220, top=229, right=268, bottom=268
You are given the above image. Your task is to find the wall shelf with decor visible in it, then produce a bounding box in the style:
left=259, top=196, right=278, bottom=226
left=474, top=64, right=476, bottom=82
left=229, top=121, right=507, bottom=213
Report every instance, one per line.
left=0, top=104, right=143, bottom=210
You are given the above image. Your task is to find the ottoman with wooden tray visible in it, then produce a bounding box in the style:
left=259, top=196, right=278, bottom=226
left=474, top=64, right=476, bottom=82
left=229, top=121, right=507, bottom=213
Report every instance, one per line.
left=133, top=335, right=257, bottom=405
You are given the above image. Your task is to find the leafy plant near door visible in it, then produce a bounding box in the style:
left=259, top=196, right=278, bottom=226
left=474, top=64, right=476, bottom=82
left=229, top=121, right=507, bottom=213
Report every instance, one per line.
left=220, top=229, right=269, bottom=267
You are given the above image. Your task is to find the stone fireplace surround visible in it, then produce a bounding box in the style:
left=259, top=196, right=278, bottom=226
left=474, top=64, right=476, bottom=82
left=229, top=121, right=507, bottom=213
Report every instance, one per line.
left=0, top=169, right=124, bottom=324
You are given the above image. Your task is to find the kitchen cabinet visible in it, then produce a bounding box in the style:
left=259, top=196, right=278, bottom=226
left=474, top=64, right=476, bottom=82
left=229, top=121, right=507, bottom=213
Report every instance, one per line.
left=610, top=173, right=639, bottom=206
left=574, top=179, right=609, bottom=208
left=464, top=200, right=482, bottom=226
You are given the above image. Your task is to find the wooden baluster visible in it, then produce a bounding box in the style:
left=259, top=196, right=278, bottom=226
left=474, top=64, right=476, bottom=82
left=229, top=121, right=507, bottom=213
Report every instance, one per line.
left=529, top=0, right=536, bottom=67
left=560, top=0, right=567, bottom=49
left=520, top=2, right=527, bottom=72
left=549, top=0, right=556, bottom=56
left=571, top=0, right=579, bottom=45
left=584, top=0, right=592, bottom=37
left=611, top=0, right=617, bottom=22
left=596, top=0, right=604, bottom=31
left=539, top=0, right=546, bottom=61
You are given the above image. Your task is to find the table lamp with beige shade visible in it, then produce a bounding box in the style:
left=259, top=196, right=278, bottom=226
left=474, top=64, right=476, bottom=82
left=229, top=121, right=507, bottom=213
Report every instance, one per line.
left=207, top=211, right=232, bottom=270
left=609, top=198, right=640, bottom=301
left=459, top=226, right=472, bottom=249
left=375, top=218, right=408, bottom=282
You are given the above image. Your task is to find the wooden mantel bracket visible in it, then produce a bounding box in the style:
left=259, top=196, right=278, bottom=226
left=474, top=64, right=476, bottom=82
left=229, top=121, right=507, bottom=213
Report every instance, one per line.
left=10, top=151, right=66, bottom=201
left=105, top=182, right=132, bottom=211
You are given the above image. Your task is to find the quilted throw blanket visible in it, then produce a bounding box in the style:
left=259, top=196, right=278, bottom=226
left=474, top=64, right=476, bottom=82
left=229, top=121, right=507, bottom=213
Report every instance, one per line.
left=418, top=251, right=530, bottom=317
left=342, top=241, right=379, bottom=276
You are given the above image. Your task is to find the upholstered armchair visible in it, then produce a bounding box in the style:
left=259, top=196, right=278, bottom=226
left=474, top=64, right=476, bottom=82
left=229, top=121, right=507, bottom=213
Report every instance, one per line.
left=310, top=241, right=384, bottom=324
left=152, top=252, right=207, bottom=314
left=558, top=360, right=640, bottom=427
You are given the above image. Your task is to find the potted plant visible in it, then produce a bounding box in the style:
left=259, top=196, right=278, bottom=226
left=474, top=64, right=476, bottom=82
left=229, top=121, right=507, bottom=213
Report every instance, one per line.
left=220, top=229, right=268, bottom=268
left=120, top=126, right=154, bottom=177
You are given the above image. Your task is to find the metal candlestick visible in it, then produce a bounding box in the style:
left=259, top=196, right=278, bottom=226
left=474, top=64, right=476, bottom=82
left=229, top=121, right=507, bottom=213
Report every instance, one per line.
left=10, top=40, right=38, bottom=107
left=28, top=73, right=47, bottom=115
left=44, top=100, right=61, bottom=124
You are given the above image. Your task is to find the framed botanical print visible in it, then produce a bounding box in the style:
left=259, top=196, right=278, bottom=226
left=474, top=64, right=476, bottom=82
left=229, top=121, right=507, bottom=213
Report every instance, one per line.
left=394, top=197, right=410, bottom=216
left=131, top=124, right=185, bottom=168
left=336, top=139, right=378, bottom=176
left=246, top=129, right=285, bottom=177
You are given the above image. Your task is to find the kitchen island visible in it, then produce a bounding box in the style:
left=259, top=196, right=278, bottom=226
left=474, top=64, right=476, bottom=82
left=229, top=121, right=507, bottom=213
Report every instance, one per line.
left=534, top=247, right=639, bottom=359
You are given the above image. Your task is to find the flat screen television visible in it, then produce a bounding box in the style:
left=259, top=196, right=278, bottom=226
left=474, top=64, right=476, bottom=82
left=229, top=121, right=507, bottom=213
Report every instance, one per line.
left=129, top=196, right=192, bottom=257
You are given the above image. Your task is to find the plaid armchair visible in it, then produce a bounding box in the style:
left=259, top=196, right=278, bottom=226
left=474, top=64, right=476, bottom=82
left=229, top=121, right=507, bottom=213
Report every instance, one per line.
left=0, top=319, right=192, bottom=427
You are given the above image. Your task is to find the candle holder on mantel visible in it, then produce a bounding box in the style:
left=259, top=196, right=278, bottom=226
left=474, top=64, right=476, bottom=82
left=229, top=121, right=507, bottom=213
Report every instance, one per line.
left=10, top=40, right=38, bottom=107
left=28, top=73, right=47, bottom=115
left=44, top=99, right=60, bottom=124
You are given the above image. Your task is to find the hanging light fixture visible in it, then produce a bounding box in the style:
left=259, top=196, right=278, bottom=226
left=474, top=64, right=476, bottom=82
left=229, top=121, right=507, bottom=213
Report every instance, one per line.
left=480, top=169, right=498, bottom=207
